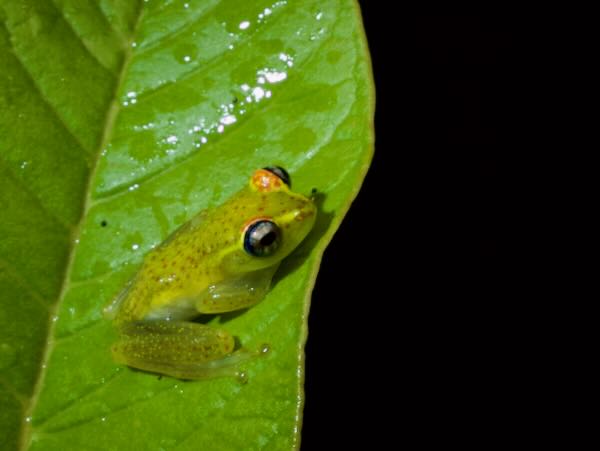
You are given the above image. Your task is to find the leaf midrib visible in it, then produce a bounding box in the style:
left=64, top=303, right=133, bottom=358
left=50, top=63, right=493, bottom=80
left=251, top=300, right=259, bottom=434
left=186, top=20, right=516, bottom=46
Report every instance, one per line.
left=17, top=5, right=146, bottom=450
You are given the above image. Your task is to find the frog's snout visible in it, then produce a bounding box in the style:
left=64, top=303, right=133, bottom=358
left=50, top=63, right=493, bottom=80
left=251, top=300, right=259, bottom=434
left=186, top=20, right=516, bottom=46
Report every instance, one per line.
left=295, top=202, right=317, bottom=224
left=292, top=199, right=317, bottom=244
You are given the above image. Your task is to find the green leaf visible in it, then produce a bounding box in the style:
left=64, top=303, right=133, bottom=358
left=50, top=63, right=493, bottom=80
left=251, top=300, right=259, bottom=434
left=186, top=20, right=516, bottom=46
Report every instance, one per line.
left=0, top=0, right=373, bottom=449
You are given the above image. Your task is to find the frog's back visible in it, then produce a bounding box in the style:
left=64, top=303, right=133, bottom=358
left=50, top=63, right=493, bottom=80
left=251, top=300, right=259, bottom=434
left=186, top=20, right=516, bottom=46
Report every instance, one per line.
left=113, top=203, right=239, bottom=322
left=110, top=177, right=311, bottom=323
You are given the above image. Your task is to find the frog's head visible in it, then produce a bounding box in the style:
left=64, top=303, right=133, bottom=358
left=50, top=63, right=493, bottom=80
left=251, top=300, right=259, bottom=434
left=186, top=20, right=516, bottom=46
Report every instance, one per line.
left=220, top=167, right=317, bottom=274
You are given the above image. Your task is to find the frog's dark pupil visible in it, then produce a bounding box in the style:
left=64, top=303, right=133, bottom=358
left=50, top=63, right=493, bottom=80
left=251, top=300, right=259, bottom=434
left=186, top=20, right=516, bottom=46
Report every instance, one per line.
left=244, top=220, right=281, bottom=257
left=260, top=231, right=276, bottom=247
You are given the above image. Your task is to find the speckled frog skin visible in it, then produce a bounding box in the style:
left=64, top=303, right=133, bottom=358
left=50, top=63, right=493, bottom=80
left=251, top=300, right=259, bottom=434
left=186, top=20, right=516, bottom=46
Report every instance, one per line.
left=105, top=167, right=316, bottom=381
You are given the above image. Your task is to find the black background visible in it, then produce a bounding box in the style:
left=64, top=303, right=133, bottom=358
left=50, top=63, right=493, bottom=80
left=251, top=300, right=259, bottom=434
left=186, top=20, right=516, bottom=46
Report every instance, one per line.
left=301, top=7, right=520, bottom=449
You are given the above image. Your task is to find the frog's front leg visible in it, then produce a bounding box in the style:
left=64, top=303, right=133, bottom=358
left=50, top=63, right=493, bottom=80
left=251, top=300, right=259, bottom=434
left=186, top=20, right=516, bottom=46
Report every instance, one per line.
left=111, top=321, right=267, bottom=381
left=195, top=266, right=279, bottom=314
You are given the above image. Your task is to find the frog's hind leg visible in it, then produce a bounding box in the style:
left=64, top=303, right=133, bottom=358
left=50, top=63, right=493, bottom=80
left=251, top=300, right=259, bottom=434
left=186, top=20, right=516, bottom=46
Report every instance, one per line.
left=112, top=320, right=267, bottom=381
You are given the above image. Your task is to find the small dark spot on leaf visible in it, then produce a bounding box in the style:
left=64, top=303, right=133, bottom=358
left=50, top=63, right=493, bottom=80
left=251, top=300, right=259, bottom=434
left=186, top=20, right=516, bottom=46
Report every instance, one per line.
left=101, top=220, right=108, bottom=227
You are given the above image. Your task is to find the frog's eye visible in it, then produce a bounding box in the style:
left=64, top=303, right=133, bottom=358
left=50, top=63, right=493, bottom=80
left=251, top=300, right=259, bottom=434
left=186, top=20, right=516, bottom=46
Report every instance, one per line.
left=263, top=166, right=291, bottom=187
left=244, top=220, right=282, bottom=257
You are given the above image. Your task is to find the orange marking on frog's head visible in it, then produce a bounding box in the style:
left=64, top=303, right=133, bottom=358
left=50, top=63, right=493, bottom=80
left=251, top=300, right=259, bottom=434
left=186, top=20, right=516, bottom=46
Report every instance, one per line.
left=250, top=169, right=284, bottom=192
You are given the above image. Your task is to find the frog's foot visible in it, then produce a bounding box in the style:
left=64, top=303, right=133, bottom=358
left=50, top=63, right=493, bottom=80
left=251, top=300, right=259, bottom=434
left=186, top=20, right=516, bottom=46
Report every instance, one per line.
left=112, top=320, right=269, bottom=382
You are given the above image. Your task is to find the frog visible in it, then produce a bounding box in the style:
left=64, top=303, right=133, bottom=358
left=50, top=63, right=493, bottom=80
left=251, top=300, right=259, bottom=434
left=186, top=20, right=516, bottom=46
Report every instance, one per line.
left=104, top=167, right=317, bottom=381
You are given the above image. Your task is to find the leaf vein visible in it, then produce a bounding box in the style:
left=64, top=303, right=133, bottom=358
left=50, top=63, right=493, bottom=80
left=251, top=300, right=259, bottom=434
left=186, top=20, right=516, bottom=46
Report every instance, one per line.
left=0, top=21, right=94, bottom=160
left=90, top=78, right=347, bottom=206
left=35, top=370, right=122, bottom=432
left=89, top=0, right=128, bottom=45
left=53, top=319, right=102, bottom=344
left=0, top=155, right=73, bottom=232
left=0, top=257, right=51, bottom=309
left=135, top=0, right=221, bottom=56
left=90, top=27, right=344, bottom=206
left=0, top=375, right=27, bottom=406
left=134, top=1, right=290, bottom=101
left=19, top=3, right=147, bottom=449
left=40, top=379, right=177, bottom=434
left=47, top=0, right=117, bottom=75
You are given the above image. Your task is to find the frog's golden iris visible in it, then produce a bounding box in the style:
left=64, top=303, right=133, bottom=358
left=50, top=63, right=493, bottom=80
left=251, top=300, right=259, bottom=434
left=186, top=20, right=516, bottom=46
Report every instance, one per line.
left=104, top=167, right=316, bottom=381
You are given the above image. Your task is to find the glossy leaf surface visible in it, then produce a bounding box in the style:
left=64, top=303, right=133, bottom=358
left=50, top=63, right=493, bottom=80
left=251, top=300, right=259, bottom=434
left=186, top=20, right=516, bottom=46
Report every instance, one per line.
left=0, top=0, right=373, bottom=449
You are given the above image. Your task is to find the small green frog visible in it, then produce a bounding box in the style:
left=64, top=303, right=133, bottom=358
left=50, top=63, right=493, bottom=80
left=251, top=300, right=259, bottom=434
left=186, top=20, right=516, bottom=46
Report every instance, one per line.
left=105, top=167, right=316, bottom=381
